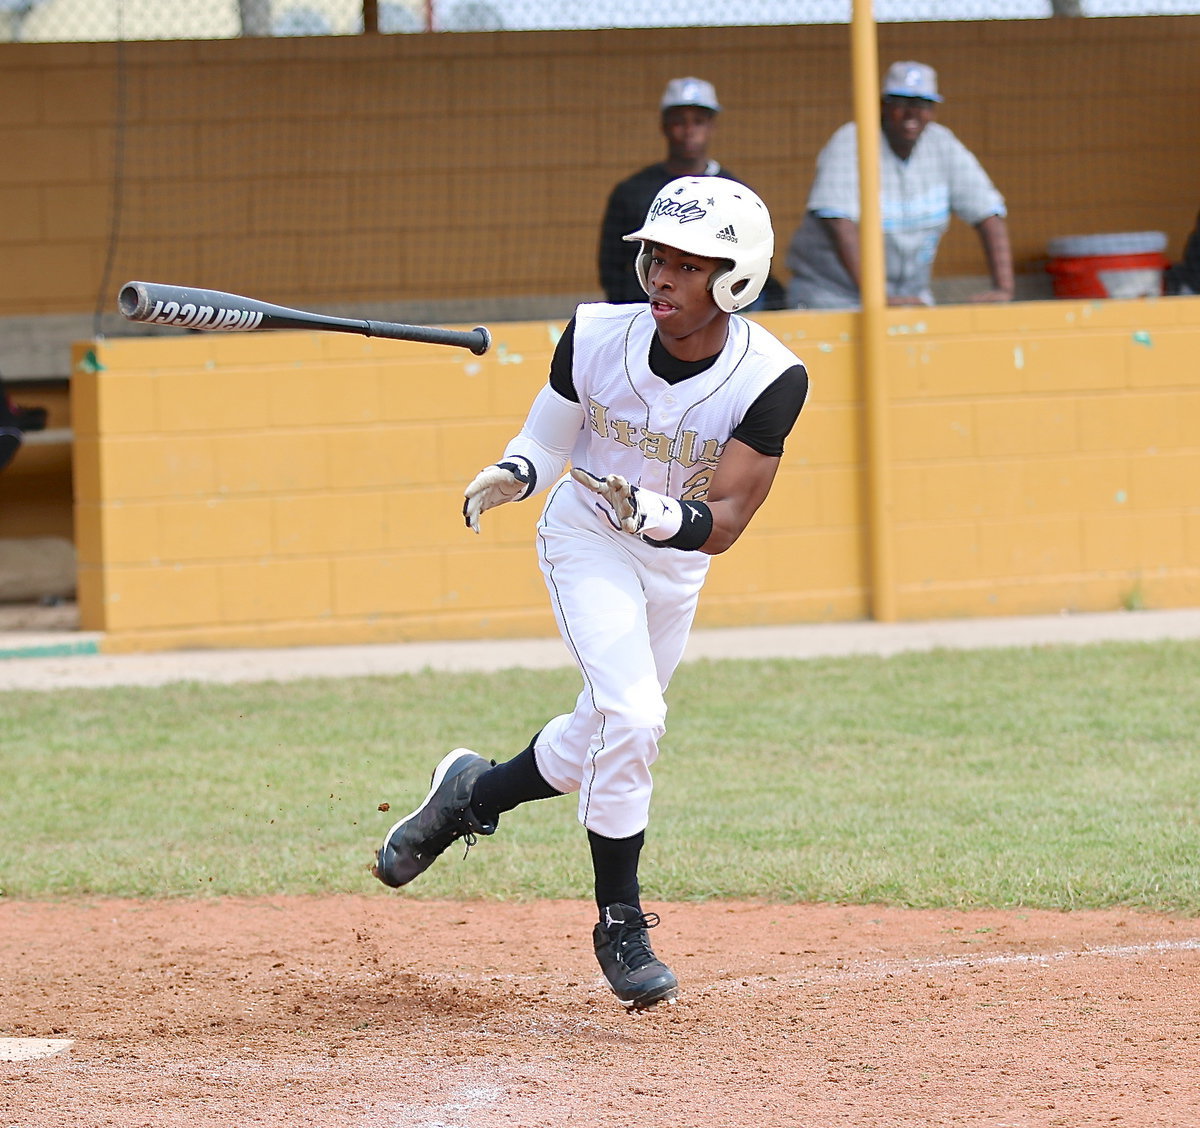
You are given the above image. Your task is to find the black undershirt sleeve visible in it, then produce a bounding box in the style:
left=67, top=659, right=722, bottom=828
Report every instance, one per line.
left=549, top=317, right=580, bottom=403
left=730, top=365, right=810, bottom=457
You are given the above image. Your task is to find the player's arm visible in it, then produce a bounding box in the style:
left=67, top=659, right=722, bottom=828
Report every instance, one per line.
left=699, top=439, right=782, bottom=554
left=463, top=321, right=584, bottom=533
left=821, top=215, right=862, bottom=288
left=569, top=443, right=779, bottom=555
left=970, top=213, right=1014, bottom=303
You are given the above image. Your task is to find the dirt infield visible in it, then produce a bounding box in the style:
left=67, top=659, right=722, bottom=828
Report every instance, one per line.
left=2, top=897, right=1197, bottom=1127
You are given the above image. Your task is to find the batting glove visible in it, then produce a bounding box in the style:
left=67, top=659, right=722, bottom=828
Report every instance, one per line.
left=570, top=466, right=680, bottom=539
left=463, top=458, right=533, bottom=533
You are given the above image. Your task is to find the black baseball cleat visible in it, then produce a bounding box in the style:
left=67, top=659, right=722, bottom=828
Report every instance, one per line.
left=373, top=748, right=496, bottom=888
left=593, top=902, right=679, bottom=1010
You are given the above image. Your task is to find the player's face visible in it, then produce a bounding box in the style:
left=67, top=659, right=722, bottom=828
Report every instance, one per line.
left=661, top=106, right=716, bottom=166
left=881, top=95, right=936, bottom=158
left=645, top=243, right=729, bottom=359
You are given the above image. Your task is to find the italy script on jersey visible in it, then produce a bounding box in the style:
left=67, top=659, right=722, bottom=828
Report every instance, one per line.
left=570, top=303, right=799, bottom=502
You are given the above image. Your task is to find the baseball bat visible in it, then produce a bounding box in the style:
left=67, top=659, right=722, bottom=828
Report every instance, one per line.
left=117, top=280, right=492, bottom=356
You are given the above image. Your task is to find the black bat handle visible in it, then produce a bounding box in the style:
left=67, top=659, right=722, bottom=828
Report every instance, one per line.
left=363, top=320, right=492, bottom=356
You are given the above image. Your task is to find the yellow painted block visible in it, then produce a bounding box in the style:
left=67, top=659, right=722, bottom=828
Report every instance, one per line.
left=272, top=492, right=386, bottom=555
left=703, top=538, right=769, bottom=598
left=1176, top=388, right=1200, bottom=432
left=76, top=502, right=162, bottom=566
left=795, top=344, right=855, bottom=406
left=101, top=564, right=223, bottom=630
left=891, top=465, right=926, bottom=522
left=966, top=300, right=1121, bottom=335
left=814, top=466, right=862, bottom=526
left=443, top=545, right=545, bottom=610
left=96, top=336, right=220, bottom=371
left=437, top=421, right=523, bottom=482
left=894, top=521, right=981, bottom=584
left=1063, top=298, right=1185, bottom=331
left=887, top=334, right=1028, bottom=398
left=1082, top=513, right=1187, bottom=571
left=1127, top=328, right=1200, bottom=389
left=973, top=400, right=1076, bottom=457
left=97, top=436, right=217, bottom=500
left=268, top=364, right=381, bottom=426
left=1018, top=334, right=1128, bottom=393
left=89, top=373, right=160, bottom=436
left=386, top=488, right=473, bottom=551
left=977, top=461, right=1028, bottom=519
left=753, top=471, right=819, bottom=530
left=214, top=432, right=332, bottom=494
left=70, top=436, right=102, bottom=504
left=332, top=552, right=446, bottom=616
left=1012, top=454, right=1128, bottom=515
left=159, top=497, right=273, bottom=561
left=218, top=559, right=333, bottom=623
left=1188, top=512, right=1200, bottom=559
left=69, top=351, right=99, bottom=436
left=891, top=402, right=975, bottom=460
left=777, top=310, right=857, bottom=344
left=1076, top=393, right=1181, bottom=452
left=381, top=357, right=503, bottom=423
left=914, top=462, right=989, bottom=522
left=157, top=367, right=273, bottom=432
left=1130, top=451, right=1200, bottom=508
left=794, top=403, right=860, bottom=467
left=978, top=518, right=1082, bottom=579
left=762, top=529, right=862, bottom=591
left=324, top=426, right=439, bottom=488
left=75, top=566, right=106, bottom=632
left=212, top=330, right=326, bottom=366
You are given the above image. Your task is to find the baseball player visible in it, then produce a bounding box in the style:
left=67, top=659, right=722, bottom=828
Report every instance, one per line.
left=374, top=176, right=809, bottom=1011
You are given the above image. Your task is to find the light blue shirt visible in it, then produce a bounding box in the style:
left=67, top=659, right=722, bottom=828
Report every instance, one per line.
left=786, top=121, right=1006, bottom=308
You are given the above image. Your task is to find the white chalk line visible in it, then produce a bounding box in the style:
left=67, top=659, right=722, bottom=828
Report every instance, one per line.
left=413, top=936, right=1200, bottom=1001
left=703, top=936, right=1200, bottom=996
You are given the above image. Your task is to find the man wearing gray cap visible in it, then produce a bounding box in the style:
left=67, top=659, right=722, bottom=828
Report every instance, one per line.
left=598, top=77, right=783, bottom=307
left=786, top=60, right=1012, bottom=309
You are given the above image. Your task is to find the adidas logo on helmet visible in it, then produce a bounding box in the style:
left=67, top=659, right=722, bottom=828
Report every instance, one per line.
left=622, top=176, right=774, bottom=313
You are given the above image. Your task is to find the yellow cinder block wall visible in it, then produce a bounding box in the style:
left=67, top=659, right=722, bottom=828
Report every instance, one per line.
left=73, top=297, right=1200, bottom=654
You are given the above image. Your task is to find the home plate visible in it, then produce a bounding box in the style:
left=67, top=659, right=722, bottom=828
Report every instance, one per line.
left=0, top=1038, right=73, bottom=1061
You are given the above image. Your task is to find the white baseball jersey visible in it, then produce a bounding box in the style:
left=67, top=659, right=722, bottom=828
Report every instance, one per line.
left=522, top=302, right=806, bottom=837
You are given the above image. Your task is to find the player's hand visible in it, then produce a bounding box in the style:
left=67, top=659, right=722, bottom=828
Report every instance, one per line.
left=570, top=466, right=641, bottom=534
left=463, top=460, right=531, bottom=533
left=967, top=288, right=1013, bottom=303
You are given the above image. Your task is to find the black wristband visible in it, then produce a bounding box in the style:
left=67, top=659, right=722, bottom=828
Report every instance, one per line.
left=497, top=457, right=536, bottom=500
left=642, top=500, right=713, bottom=551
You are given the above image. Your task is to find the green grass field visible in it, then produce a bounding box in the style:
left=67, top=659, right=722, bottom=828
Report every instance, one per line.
left=2, top=640, right=1198, bottom=912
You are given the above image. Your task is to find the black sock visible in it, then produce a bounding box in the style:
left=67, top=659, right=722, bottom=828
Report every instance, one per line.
left=589, top=829, right=644, bottom=915
left=469, top=738, right=561, bottom=827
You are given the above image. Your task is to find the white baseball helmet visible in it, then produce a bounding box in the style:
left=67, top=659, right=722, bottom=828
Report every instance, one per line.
left=623, top=176, right=775, bottom=313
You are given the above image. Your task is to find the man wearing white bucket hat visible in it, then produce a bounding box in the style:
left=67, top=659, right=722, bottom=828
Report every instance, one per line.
left=787, top=60, right=1013, bottom=309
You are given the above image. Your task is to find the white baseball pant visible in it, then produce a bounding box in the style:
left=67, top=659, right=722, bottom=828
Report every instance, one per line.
left=530, top=479, right=709, bottom=839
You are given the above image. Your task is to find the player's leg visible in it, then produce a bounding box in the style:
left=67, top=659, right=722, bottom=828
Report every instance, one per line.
left=534, top=518, right=704, bottom=1007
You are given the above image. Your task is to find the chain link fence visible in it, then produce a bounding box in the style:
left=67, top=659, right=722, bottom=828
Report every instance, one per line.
left=7, top=2, right=1200, bottom=40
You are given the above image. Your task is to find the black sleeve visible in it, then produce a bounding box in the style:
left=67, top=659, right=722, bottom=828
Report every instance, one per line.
left=549, top=316, right=579, bottom=403
left=730, top=365, right=810, bottom=457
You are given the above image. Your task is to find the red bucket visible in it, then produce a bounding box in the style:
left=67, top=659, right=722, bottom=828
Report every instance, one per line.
left=1046, top=232, right=1168, bottom=299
